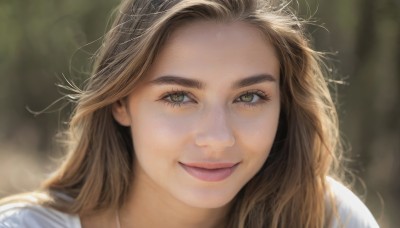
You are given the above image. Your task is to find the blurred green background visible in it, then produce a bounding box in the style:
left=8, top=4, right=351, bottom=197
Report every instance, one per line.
left=0, top=0, right=398, bottom=227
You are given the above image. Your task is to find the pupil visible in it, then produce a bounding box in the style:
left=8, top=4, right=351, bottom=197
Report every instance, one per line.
left=241, top=94, right=253, bottom=102
left=171, top=93, right=184, bottom=102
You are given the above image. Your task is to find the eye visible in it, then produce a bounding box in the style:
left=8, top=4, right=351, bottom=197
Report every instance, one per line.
left=160, top=91, right=196, bottom=107
left=169, top=92, right=185, bottom=103
left=234, top=90, right=270, bottom=105
left=238, top=93, right=256, bottom=102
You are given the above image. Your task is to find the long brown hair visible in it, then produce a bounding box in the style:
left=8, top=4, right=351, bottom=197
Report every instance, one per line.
left=36, top=0, right=342, bottom=227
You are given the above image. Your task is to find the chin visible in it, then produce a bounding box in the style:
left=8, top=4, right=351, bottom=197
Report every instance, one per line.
left=178, top=189, right=238, bottom=209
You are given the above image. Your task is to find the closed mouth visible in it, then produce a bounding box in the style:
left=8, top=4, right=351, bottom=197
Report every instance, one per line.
left=179, top=162, right=240, bottom=182
left=179, top=162, right=239, bottom=169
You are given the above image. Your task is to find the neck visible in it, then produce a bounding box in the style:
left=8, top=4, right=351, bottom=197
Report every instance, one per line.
left=119, top=173, right=231, bottom=228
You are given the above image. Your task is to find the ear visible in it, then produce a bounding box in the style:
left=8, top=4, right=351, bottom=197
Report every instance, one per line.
left=112, top=100, right=131, bottom=127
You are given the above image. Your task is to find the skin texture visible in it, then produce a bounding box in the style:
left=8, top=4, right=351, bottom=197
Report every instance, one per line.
left=110, top=21, right=281, bottom=228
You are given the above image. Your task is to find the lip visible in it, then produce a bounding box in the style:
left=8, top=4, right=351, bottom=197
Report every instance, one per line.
left=179, top=162, right=239, bottom=182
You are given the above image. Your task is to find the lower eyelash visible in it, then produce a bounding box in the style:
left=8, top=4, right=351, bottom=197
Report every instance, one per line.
left=161, top=98, right=184, bottom=107
left=158, top=90, right=195, bottom=107
left=238, top=90, right=271, bottom=103
left=158, top=89, right=270, bottom=108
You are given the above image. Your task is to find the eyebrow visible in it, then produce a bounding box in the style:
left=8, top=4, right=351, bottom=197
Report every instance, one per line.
left=150, top=75, right=204, bottom=89
left=149, top=74, right=277, bottom=89
left=233, top=74, right=276, bottom=88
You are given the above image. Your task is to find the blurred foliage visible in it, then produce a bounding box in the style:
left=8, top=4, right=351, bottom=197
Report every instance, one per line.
left=0, top=0, right=119, bottom=153
left=0, top=0, right=399, bottom=227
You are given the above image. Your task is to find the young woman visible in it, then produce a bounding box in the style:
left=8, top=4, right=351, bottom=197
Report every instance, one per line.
left=0, top=0, right=379, bottom=227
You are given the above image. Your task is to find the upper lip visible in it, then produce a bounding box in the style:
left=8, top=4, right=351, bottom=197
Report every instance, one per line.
left=179, top=162, right=239, bottom=169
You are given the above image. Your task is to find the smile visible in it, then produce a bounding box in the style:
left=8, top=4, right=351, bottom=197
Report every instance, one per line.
left=179, top=162, right=240, bottom=182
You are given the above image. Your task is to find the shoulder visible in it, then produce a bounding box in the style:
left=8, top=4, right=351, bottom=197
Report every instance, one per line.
left=0, top=202, right=81, bottom=228
left=327, top=177, right=380, bottom=228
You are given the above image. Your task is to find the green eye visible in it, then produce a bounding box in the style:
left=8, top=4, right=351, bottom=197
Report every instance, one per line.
left=239, top=94, right=254, bottom=102
left=161, top=91, right=195, bottom=107
left=170, top=93, right=185, bottom=102
left=234, top=90, right=270, bottom=106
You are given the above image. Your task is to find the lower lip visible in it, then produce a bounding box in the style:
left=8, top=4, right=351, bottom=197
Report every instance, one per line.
left=179, top=163, right=238, bottom=182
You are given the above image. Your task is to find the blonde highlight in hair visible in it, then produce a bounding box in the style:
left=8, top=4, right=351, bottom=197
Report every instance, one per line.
left=36, top=0, right=342, bottom=227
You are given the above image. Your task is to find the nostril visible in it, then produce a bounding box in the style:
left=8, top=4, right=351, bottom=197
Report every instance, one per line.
left=194, top=131, right=235, bottom=149
left=194, top=107, right=235, bottom=148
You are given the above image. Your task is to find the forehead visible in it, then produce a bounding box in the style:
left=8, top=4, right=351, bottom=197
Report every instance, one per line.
left=143, top=20, right=280, bottom=84
left=167, top=20, right=267, bottom=46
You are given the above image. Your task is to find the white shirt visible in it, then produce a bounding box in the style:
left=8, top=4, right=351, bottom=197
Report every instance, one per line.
left=0, top=203, right=80, bottom=228
left=0, top=179, right=379, bottom=228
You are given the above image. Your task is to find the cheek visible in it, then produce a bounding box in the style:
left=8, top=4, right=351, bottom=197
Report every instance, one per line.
left=235, top=107, right=280, bottom=160
left=130, top=105, right=195, bottom=159
left=238, top=106, right=280, bottom=138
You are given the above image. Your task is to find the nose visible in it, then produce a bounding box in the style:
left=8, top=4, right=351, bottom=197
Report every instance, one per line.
left=194, top=105, right=235, bottom=151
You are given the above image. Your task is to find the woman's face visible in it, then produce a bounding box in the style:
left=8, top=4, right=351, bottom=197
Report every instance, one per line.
left=113, top=20, right=280, bottom=209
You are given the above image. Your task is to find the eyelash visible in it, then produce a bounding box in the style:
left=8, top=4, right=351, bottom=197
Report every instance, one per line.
left=159, top=89, right=197, bottom=108
left=234, top=90, right=271, bottom=107
left=159, top=89, right=270, bottom=108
